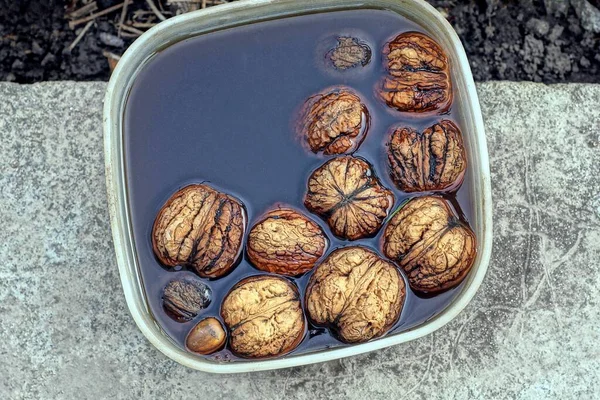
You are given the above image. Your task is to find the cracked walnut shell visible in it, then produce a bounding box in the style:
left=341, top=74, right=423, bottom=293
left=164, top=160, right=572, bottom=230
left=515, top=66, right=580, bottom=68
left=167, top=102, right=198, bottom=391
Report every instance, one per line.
left=162, top=278, right=211, bottom=322
left=152, top=184, right=246, bottom=278
left=387, top=120, right=466, bottom=192
left=305, top=246, right=405, bottom=343
left=247, top=208, right=328, bottom=276
left=298, top=88, right=369, bottom=155
left=304, top=156, right=394, bottom=240
left=221, top=275, right=305, bottom=358
left=382, top=196, right=476, bottom=294
left=327, top=36, right=371, bottom=70
left=378, top=32, right=452, bottom=113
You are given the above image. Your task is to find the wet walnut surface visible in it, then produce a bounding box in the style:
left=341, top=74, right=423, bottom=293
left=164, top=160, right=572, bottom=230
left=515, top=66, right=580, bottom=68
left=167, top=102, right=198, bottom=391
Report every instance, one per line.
left=382, top=196, right=476, bottom=294
left=299, top=88, right=369, bottom=155
left=221, top=275, right=305, bottom=358
left=378, top=32, right=452, bottom=113
left=304, top=156, right=394, bottom=240
left=151, top=184, right=246, bottom=278
left=185, top=317, right=226, bottom=355
left=387, top=120, right=467, bottom=192
left=247, top=208, right=328, bottom=276
left=327, top=37, right=372, bottom=70
left=305, top=246, right=405, bottom=343
left=162, top=278, right=211, bottom=322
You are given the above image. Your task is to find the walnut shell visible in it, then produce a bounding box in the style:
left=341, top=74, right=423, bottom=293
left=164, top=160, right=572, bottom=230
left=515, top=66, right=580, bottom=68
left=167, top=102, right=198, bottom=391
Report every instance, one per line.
left=152, top=184, right=246, bottom=278
left=387, top=120, right=467, bottom=192
left=304, top=156, right=394, bottom=240
left=377, top=32, right=452, bottom=113
left=305, top=246, right=405, bottom=343
left=221, top=275, right=305, bottom=358
left=382, top=196, right=476, bottom=293
left=327, top=36, right=371, bottom=70
left=298, top=88, right=369, bottom=155
left=247, top=208, right=328, bottom=276
left=186, top=317, right=226, bottom=355
left=162, top=278, right=211, bottom=322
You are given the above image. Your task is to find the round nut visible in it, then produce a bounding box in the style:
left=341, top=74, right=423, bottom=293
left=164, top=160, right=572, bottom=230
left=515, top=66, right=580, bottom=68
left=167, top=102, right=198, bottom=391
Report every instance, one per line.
left=162, top=278, right=211, bottom=322
left=186, top=317, right=227, bottom=355
left=387, top=120, right=467, bottom=192
left=382, top=196, right=476, bottom=294
left=152, top=184, right=246, bottom=278
left=327, top=36, right=371, bottom=70
left=305, top=246, right=405, bottom=343
left=304, top=156, right=394, bottom=240
left=377, top=32, right=452, bottom=113
left=298, top=88, right=369, bottom=155
left=247, top=208, right=328, bottom=276
left=221, top=275, right=305, bottom=358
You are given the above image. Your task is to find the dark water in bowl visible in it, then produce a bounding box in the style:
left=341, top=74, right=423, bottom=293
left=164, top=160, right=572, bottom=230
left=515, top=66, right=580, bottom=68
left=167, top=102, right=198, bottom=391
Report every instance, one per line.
left=124, top=8, right=474, bottom=362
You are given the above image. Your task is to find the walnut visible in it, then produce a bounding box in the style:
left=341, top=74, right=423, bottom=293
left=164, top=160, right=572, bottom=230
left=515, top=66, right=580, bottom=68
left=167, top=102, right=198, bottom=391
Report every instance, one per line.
left=377, top=32, right=452, bottom=113
left=247, top=208, right=328, bottom=276
left=186, top=317, right=227, bottom=355
left=327, top=37, right=371, bottom=70
left=162, top=278, right=211, bottom=322
left=151, top=184, right=246, bottom=278
left=221, top=275, right=305, bottom=358
left=298, top=88, right=369, bottom=155
left=305, top=246, right=405, bottom=343
left=387, top=120, right=466, bottom=192
left=382, top=196, right=476, bottom=294
left=304, top=156, right=394, bottom=240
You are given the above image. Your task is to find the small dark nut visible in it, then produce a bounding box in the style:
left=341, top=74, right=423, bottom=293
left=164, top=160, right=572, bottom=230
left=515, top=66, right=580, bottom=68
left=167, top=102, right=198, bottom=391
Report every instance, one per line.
left=247, top=208, right=328, bottom=276
left=152, top=184, right=246, bottom=278
left=304, top=156, right=394, bottom=240
left=327, top=36, right=371, bottom=70
left=382, top=196, right=476, bottom=294
left=162, top=278, right=211, bottom=322
left=387, top=120, right=467, bottom=192
left=298, top=88, right=369, bottom=155
left=305, top=246, right=405, bottom=343
left=186, top=317, right=226, bottom=355
left=221, top=276, right=305, bottom=358
left=378, top=32, right=452, bottom=113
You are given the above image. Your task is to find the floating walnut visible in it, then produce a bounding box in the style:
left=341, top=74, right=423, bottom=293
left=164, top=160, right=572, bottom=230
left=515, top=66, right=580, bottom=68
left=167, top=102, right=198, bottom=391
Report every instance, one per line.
left=304, top=156, right=394, bottom=240
left=152, top=184, right=246, bottom=278
left=221, top=276, right=305, bottom=358
left=378, top=32, right=452, bottom=113
left=305, top=246, right=405, bottom=343
left=186, top=317, right=227, bottom=355
left=247, top=208, right=328, bottom=276
left=162, top=278, right=211, bottom=322
left=298, top=88, right=369, bottom=155
left=387, top=120, right=466, bottom=192
left=327, top=36, right=371, bottom=70
left=382, top=196, right=476, bottom=294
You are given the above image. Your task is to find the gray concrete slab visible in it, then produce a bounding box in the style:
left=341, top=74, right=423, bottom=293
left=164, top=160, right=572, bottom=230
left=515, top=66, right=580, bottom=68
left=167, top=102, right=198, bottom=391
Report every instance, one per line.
left=0, top=82, right=599, bottom=400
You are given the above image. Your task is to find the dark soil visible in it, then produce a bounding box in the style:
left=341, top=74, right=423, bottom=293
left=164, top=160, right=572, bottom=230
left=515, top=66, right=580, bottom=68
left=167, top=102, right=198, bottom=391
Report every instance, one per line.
left=1, top=0, right=599, bottom=83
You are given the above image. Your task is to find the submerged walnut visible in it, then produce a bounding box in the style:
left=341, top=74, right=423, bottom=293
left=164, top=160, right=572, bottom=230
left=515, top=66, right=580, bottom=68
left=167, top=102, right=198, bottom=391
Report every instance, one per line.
left=162, top=278, right=211, bottom=322
left=304, top=156, right=394, bottom=240
left=152, top=184, right=246, bottom=278
left=247, top=208, right=328, bottom=276
left=327, top=36, right=371, bottom=70
left=305, top=246, right=405, bottom=343
left=186, top=317, right=227, bottom=355
left=378, top=32, right=452, bottom=113
left=221, top=275, right=305, bottom=358
left=298, top=88, right=369, bottom=155
left=387, top=120, right=467, bottom=192
left=382, top=196, right=476, bottom=294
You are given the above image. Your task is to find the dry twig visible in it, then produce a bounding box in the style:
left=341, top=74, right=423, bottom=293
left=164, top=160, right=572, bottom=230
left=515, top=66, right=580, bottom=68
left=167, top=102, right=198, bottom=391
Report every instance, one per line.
left=119, top=24, right=145, bottom=36
left=69, top=2, right=125, bottom=29
left=66, top=1, right=98, bottom=19
left=117, top=0, right=130, bottom=37
left=66, top=20, right=94, bottom=52
left=145, top=0, right=167, bottom=21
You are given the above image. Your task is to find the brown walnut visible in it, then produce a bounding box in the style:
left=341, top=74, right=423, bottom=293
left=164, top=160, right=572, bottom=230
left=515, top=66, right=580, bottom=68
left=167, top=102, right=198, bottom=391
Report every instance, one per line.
left=387, top=120, right=467, bottom=192
left=221, top=275, right=305, bottom=358
left=162, top=278, right=211, bottom=322
left=152, top=184, right=246, bottom=278
left=382, top=196, right=476, bottom=294
left=378, top=32, right=452, bottom=113
left=305, top=246, right=405, bottom=343
left=304, top=156, right=394, bottom=240
left=327, top=37, right=371, bottom=70
left=298, top=88, right=369, bottom=155
left=186, top=317, right=227, bottom=355
left=247, top=208, right=328, bottom=276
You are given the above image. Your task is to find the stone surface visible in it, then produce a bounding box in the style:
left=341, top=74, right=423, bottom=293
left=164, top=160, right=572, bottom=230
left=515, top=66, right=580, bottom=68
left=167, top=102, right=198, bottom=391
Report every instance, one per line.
left=0, top=82, right=599, bottom=399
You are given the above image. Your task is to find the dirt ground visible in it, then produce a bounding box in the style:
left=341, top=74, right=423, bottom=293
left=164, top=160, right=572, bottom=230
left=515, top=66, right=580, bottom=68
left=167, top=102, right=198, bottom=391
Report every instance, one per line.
left=1, top=0, right=599, bottom=83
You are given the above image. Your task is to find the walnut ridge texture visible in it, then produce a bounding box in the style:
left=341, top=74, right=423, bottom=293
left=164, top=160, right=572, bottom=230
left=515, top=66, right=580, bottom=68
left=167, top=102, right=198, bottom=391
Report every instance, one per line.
left=305, top=246, right=405, bottom=343
left=382, top=196, right=476, bottom=293
left=162, top=278, right=211, bottom=322
left=327, top=36, right=372, bottom=70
